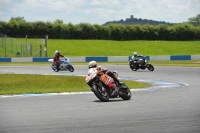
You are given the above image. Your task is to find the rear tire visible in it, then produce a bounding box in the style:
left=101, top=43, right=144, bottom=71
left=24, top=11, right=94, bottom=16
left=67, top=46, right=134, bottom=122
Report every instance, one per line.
left=130, top=63, right=137, bottom=71
left=52, top=64, right=59, bottom=72
left=119, top=83, right=131, bottom=100
left=92, top=85, right=109, bottom=102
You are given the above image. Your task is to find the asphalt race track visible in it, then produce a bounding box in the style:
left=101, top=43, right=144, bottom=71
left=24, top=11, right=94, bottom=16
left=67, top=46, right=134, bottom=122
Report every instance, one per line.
left=0, top=65, right=200, bottom=133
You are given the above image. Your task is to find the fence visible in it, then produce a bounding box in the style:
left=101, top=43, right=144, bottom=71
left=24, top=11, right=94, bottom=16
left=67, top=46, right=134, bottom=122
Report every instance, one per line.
left=0, top=33, right=48, bottom=57
left=0, top=55, right=200, bottom=62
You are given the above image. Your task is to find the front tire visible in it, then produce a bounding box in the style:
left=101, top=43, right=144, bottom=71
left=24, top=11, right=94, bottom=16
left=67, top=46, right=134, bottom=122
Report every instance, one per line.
left=147, top=64, right=154, bottom=71
left=67, top=65, right=74, bottom=72
left=92, top=85, right=109, bottom=102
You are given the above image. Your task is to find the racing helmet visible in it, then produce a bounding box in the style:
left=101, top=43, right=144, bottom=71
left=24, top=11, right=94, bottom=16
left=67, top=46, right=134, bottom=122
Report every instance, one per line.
left=133, top=52, right=137, bottom=57
left=88, top=61, right=97, bottom=69
left=55, top=50, right=60, bottom=55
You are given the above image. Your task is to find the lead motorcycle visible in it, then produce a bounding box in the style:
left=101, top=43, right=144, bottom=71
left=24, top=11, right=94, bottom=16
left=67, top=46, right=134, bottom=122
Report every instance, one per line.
left=129, top=55, right=154, bottom=71
left=48, top=58, right=74, bottom=72
left=86, top=69, right=131, bottom=102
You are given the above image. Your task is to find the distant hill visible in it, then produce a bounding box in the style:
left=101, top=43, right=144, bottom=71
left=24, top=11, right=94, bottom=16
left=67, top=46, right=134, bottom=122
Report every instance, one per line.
left=103, top=15, right=176, bottom=26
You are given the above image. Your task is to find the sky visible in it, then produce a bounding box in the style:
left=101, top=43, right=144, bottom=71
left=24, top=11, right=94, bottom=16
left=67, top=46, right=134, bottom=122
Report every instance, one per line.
left=0, top=0, right=200, bottom=25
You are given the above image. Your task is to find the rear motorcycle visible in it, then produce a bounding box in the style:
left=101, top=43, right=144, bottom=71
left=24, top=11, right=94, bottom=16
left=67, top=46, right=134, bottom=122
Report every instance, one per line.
left=48, top=58, right=74, bottom=72
left=86, top=70, right=131, bottom=102
left=129, top=56, right=154, bottom=71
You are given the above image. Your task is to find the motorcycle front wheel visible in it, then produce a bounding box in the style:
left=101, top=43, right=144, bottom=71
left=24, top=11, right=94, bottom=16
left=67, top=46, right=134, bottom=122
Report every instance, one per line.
left=67, top=65, right=74, bottom=72
left=147, top=64, right=154, bottom=71
left=92, top=84, right=109, bottom=102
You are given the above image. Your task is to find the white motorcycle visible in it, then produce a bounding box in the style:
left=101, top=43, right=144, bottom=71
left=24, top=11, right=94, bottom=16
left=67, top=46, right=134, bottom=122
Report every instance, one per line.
left=48, top=58, right=74, bottom=72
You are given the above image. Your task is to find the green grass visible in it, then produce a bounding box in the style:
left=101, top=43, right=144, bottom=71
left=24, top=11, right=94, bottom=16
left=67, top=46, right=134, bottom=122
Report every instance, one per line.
left=0, top=74, right=151, bottom=95
left=36, top=40, right=200, bottom=56
left=1, top=39, right=200, bottom=57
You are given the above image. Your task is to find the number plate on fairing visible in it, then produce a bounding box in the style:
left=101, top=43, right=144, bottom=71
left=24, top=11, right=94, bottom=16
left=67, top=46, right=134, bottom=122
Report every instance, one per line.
left=86, top=72, right=97, bottom=83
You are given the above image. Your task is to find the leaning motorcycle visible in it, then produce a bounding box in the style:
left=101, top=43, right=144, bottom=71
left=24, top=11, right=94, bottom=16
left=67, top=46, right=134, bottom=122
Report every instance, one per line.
left=129, top=56, right=154, bottom=71
left=86, top=69, right=131, bottom=102
left=48, top=58, right=74, bottom=72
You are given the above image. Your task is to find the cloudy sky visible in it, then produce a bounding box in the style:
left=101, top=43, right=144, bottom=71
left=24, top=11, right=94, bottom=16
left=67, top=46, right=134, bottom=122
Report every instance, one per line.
left=0, top=0, right=199, bottom=25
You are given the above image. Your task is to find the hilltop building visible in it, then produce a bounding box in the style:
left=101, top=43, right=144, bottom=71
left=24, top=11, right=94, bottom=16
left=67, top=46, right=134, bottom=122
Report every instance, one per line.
left=103, top=15, right=174, bottom=26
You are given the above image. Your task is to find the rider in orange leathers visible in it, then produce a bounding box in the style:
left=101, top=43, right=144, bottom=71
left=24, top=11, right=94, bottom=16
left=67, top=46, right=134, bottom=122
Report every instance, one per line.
left=87, top=60, right=122, bottom=96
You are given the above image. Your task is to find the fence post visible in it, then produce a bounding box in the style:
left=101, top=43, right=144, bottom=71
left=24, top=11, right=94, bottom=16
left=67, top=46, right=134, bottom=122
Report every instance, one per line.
left=1, top=35, right=3, bottom=48
left=45, top=35, right=48, bottom=57
left=21, top=43, right=23, bottom=56
left=30, top=44, right=32, bottom=56
left=4, top=35, right=6, bottom=57
left=25, top=35, right=28, bottom=57
left=11, top=39, right=13, bottom=52
left=40, top=45, right=42, bottom=57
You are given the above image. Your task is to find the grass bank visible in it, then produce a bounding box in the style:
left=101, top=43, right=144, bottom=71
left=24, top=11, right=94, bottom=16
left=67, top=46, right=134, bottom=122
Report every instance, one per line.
left=1, top=39, right=200, bottom=57
left=0, top=74, right=151, bottom=95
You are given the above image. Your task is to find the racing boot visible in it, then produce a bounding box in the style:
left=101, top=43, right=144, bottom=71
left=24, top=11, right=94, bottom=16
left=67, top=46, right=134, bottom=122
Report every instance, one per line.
left=113, top=77, right=122, bottom=87
left=111, top=87, right=119, bottom=96
left=56, top=64, right=60, bottom=71
left=107, top=71, right=122, bottom=87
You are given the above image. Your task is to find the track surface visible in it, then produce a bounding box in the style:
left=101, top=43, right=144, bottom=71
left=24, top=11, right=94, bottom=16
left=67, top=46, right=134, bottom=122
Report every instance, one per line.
left=0, top=65, right=200, bottom=133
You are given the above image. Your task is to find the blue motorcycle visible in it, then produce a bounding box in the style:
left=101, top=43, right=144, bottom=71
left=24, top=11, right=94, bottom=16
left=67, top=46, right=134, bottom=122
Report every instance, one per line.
left=48, top=58, right=74, bottom=72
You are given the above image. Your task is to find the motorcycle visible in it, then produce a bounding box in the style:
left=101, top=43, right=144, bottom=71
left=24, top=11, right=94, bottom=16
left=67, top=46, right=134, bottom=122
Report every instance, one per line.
left=129, top=55, right=154, bottom=71
left=48, top=58, right=74, bottom=72
left=86, top=69, right=131, bottom=102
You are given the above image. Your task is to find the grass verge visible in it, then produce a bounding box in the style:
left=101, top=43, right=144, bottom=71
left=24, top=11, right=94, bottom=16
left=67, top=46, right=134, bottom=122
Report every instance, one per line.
left=0, top=74, right=151, bottom=95
left=1, top=40, right=200, bottom=57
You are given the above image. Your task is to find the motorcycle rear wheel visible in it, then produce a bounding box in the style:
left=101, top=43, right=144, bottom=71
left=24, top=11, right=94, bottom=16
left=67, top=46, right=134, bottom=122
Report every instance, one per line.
left=130, top=64, right=137, bottom=71
left=92, top=85, right=109, bottom=102
left=52, top=64, right=59, bottom=72
left=119, top=83, right=131, bottom=100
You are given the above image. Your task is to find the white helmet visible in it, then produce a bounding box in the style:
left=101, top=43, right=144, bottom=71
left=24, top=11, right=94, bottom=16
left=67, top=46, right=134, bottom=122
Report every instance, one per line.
left=133, top=52, right=137, bottom=57
left=88, top=61, right=97, bottom=69
left=55, top=50, right=60, bottom=55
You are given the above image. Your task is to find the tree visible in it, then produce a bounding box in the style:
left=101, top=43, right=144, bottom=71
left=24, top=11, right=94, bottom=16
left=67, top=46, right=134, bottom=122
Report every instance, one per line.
left=53, top=19, right=63, bottom=24
left=9, top=16, right=26, bottom=22
left=188, top=14, right=200, bottom=26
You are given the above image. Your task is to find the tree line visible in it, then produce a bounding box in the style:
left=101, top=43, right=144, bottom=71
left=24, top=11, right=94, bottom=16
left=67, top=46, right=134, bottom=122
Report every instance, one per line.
left=0, top=17, right=200, bottom=40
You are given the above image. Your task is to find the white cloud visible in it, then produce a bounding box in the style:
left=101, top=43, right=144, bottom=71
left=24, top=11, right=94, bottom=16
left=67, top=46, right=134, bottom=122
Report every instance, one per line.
left=0, top=0, right=199, bottom=24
